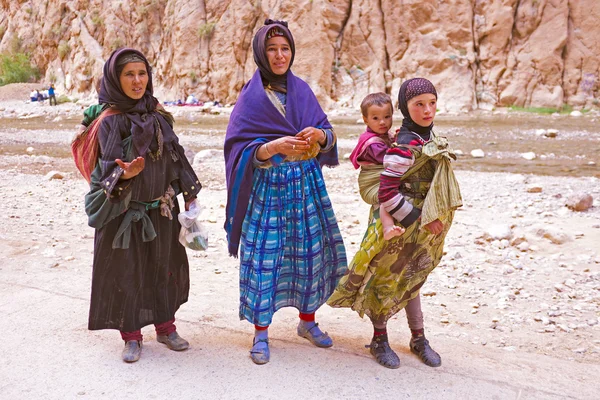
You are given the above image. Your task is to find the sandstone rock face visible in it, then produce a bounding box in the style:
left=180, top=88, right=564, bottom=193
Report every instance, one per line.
left=1, top=0, right=598, bottom=111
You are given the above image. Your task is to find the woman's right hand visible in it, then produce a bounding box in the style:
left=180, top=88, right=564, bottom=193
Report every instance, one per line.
left=116, top=156, right=145, bottom=180
left=423, top=219, right=444, bottom=235
left=268, top=136, right=310, bottom=156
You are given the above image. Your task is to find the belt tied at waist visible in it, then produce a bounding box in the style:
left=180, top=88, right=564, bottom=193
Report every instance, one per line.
left=111, top=201, right=159, bottom=249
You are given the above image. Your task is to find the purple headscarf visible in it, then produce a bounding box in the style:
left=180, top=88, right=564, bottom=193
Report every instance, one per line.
left=98, top=48, right=161, bottom=157
left=252, top=19, right=295, bottom=93
left=397, top=77, right=438, bottom=138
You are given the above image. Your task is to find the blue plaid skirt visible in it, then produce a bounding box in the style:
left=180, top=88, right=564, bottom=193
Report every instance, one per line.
left=239, top=158, right=347, bottom=326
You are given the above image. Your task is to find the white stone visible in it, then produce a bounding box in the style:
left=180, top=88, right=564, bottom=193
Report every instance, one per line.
left=471, top=149, right=485, bottom=158
left=570, top=110, right=583, bottom=117
left=26, top=147, right=34, bottom=153
left=484, top=224, right=513, bottom=241
left=521, top=152, right=536, bottom=160
left=193, top=149, right=224, bottom=164
left=535, top=129, right=547, bottom=136
left=45, top=171, right=64, bottom=180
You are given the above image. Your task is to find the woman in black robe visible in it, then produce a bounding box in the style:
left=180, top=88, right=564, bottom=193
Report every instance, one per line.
left=84, top=48, right=201, bottom=362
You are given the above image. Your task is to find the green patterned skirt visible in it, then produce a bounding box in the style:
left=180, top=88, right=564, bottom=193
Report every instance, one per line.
left=327, top=138, right=461, bottom=324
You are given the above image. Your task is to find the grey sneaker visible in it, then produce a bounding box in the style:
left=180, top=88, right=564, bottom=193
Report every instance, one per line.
left=157, top=331, right=189, bottom=351
left=122, top=340, right=142, bottom=363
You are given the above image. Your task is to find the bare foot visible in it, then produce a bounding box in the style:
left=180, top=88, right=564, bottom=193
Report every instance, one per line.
left=383, top=225, right=405, bottom=240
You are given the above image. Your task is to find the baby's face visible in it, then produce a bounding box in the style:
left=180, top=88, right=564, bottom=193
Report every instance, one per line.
left=363, top=104, right=393, bottom=135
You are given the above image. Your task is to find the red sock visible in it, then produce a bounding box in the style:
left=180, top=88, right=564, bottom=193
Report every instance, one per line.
left=299, top=312, right=315, bottom=322
left=373, top=327, right=387, bottom=337
left=411, top=328, right=425, bottom=338
left=255, top=324, right=269, bottom=331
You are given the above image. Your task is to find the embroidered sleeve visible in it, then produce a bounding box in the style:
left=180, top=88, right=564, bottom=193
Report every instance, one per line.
left=378, top=141, right=421, bottom=227
left=97, top=118, right=133, bottom=203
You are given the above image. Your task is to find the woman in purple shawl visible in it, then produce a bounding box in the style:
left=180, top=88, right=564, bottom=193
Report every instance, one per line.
left=84, top=48, right=201, bottom=363
left=224, top=19, right=347, bottom=365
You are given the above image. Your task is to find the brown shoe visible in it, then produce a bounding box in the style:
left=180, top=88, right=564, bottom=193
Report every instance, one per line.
left=157, top=331, right=189, bottom=351
left=122, top=340, right=142, bottom=363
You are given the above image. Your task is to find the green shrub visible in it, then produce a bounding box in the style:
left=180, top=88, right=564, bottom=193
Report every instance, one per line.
left=57, top=94, right=73, bottom=104
left=197, top=22, right=216, bottom=38
left=0, top=52, right=40, bottom=85
left=58, top=41, right=70, bottom=60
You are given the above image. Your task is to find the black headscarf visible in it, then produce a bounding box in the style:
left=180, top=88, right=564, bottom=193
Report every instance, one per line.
left=98, top=48, right=160, bottom=157
left=252, top=19, right=295, bottom=93
left=397, top=77, right=438, bottom=138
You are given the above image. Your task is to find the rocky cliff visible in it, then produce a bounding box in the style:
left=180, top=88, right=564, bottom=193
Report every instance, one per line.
left=1, top=0, right=598, bottom=111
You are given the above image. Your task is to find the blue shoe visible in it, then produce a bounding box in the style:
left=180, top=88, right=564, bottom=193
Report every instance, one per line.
left=250, top=337, right=270, bottom=365
left=297, top=322, right=333, bottom=348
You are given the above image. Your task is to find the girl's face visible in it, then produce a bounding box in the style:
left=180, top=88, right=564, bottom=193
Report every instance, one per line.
left=363, top=103, right=393, bottom=135
left=266, top=36, right=291, bottom=76
left=407, top=93, right=437, bottom=127
left=119, top=62, right=148, bottom=100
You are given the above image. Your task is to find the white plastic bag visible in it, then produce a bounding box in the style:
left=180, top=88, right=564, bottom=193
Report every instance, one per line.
left=178, top=199, right=208, bottom=251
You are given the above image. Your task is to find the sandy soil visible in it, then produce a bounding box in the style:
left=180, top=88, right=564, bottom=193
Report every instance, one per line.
left=0, top=98, right=599, bottom=399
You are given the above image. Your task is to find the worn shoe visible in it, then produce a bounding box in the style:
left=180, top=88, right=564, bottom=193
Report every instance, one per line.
left=157, top=331, right=189, bottom=351
left=122, top=340, right=142, bottom=363
left=366, top=335, right=400, bottom=369
left=297, top=322, right=333, bottom=348
left=250, top=338, right=270, bottom=365
left=409, top=336, right=441, bottom=367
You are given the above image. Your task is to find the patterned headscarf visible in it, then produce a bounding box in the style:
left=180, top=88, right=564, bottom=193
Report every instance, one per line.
left=252, top=19, right=295, bottom=93
left=397, top=77, right=438, bottom=137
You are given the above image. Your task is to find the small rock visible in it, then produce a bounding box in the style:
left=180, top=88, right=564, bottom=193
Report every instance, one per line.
left=193, top=149, right=224, bottom=164
left=26, top=147, right=34, bottom=153
left=517, top=242, right=530, bottom=252
left=45, top=171, right=64, bottom=180
left=570, top=110, right=583, bottom=117
left=64, top=256, right=75, bottom=261
left=503, top=265, right=515, bottom=275
left=440, top=316, right=449, bottom=324
left=544, top=129, right=559, bottom=138
left=343, top=152, right=351, bottom=160
left=536, top=227, right=572, bottom=244
left=422, top=290, right=437, bottom=297
left=527, top=186, right=543, bottom=193
left=534, top=129, right=547, bottom=136
left=554, top=284, right=565, bottom=293
left=566, top=193, right=593, bottom=212
left=521, top=152, right=536, bottom=160
left=483, top=224, right=513, bottom=241
left=573, top=348, right=586, bottom=354
left=470, top=149, right=485, bottom=158
left=588, top=319, right=598, bottom=326
left=544, top=325, right=556, bottom=332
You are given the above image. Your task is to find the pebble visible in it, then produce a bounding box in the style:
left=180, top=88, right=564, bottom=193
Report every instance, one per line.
left=566, top=193, right=593, bottom=212
left=26, top=147, right=34, bottom=153
left=521, top=152, right=536, bottom=160
left=527, top=186, right=542, bottom=193
left=573, top=348, right=586, bottom=354
left=471, top=149, right=485, bottom=158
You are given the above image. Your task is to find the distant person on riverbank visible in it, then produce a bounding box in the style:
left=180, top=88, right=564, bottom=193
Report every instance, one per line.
left=224, top=19, right=347, bottom=365
left=349, top=92, right=405, bottom=241
left=36, top=90, right=43, bottom=103
left=29, top=89, right=37, bottom=102
left=73, top=48, right=202, bottom=363
left=48, top=83, right=57, bottom=106
left=328, top=78, right=462, bottom=369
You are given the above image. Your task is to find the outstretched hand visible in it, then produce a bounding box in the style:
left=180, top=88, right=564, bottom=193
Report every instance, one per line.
left=115, top=157, right=145, bottom=180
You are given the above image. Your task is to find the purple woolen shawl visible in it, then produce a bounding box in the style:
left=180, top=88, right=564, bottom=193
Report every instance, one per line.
left=223, top=69, right=338, bottom=257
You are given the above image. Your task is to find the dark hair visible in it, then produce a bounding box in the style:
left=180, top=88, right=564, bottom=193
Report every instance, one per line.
left=360, top=92, right=393, bottom=117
